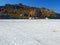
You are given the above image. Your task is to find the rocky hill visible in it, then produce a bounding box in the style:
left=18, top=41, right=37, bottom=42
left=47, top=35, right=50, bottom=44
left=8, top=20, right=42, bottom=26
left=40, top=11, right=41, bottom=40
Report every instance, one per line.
left=0, top=3, right=60, bottom=19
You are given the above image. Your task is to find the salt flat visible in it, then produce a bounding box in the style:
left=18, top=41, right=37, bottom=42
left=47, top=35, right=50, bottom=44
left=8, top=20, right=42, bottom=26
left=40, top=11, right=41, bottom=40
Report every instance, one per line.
left=0, top=19, right=60, bottom=45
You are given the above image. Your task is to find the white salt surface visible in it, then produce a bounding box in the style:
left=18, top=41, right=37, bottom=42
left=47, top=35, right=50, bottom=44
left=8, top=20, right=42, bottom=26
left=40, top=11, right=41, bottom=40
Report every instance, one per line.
left=0, top=19, right=60, bottom=45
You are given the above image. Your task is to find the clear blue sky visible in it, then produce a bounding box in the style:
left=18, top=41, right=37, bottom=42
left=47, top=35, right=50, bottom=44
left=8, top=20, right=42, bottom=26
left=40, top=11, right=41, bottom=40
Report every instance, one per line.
left=0, top=0, right=60, bottom=13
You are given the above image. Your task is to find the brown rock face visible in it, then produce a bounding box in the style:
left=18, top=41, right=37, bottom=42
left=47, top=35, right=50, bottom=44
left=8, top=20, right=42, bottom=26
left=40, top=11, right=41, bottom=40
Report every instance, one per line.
left=0, top=3, right=56, bottom=18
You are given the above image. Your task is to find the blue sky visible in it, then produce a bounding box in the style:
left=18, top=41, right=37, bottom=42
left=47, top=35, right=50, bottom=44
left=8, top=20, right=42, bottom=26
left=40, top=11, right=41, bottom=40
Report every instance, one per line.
left=0, top=0, right=60, bottom=13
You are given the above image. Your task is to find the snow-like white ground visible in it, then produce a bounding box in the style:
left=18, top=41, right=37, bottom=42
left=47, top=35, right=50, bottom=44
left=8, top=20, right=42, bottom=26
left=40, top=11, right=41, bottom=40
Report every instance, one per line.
left=0, top=19, right=60, bottom=45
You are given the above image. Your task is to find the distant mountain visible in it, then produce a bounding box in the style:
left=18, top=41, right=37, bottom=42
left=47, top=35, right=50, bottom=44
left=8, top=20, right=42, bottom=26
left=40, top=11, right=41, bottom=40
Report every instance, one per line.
left=0, top=3, right=60, bottom=19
